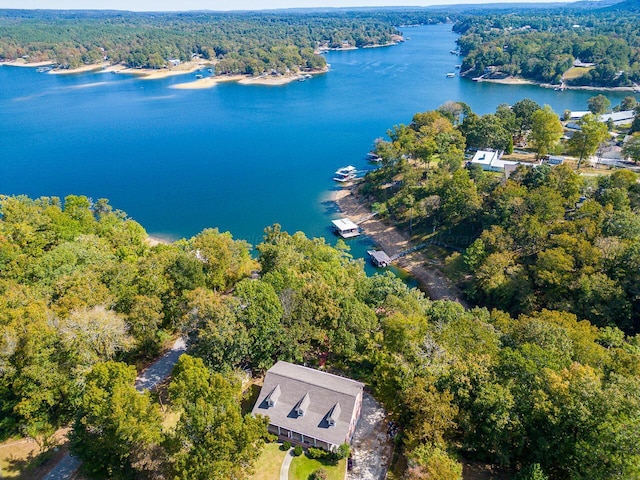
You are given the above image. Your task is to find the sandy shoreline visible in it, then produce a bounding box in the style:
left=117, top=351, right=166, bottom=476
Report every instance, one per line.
left=473, top=74, right=640, bottom=92
left=333, top=186, right=468, bottom=306
left=145, top=235, right=171, bottom=247
left=171, top=67, right=328, bottom=90
left=473, top=76, right=535, bottom=86
left=1, top=60, right=56, bottom=68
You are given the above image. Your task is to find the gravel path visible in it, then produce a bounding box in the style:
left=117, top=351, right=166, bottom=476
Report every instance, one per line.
left=348, top=392, right=393, bottom=480
left=335, top=187, right=469, bottom=307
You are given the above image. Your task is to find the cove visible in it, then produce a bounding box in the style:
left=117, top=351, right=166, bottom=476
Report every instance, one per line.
left=0, top=23, right=632, bottom=267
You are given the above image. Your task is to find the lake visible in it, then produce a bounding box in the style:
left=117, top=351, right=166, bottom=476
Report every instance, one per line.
left=0, top=23, right=633, bottom=265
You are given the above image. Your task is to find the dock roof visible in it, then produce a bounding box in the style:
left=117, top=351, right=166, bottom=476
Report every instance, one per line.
left=331, top=218, right=359, bottom=232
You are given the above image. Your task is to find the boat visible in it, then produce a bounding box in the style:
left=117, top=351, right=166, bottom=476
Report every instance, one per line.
left=335, top=165, right=356, bottom=176
left=195, top=74, right=203, bottom=79
left=455, top=64, right=461, bottom=69
left=333, top=172, right=356, bottom=182
left=333, top=166, right=357, bottom=182
left=446, top=72, right=455, bottom=78
left=366, top=152, right=382, bottom=162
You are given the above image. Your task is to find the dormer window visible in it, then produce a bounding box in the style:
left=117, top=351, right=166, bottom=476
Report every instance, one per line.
left=295, top=393, right=310, bottom=417
left=327, top=402, right=341, bottom=427
left=265, top=384, right=281, bottom=408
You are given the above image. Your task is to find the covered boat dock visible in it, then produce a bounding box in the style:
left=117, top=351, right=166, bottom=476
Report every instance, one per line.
left=332, top=218, right=361, bottom=239
left=367, top=250, right=391, bottom=268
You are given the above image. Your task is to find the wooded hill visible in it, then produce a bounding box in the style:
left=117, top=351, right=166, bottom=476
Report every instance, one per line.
left=0, top=9, right=450, bottom=74
left=454, top=4, right=640, bottom=86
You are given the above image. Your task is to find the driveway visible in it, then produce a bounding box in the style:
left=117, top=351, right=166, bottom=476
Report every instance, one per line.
left=348, top=392, right=394, bottom=480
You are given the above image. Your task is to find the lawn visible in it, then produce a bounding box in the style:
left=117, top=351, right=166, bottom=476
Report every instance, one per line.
left=250, top=442, right=288, bottom=480
left=563, top=66, right=594, bottom=80
left=288, top=454, right=346, bottom=480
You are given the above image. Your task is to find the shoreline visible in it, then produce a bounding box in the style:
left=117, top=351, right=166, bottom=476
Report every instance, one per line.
left=145, top=235, right=171, bottom=247
left=171, top=67, right=329, bottom=90
left=332, top=186, right=468, bottom=307
left=470, top=74, right=640, bottom=92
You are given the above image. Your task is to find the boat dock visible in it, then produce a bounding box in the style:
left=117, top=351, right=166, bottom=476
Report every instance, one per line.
left=331, top=218, right=361, bottom=238
left=367, top=250, right=391, bottom=268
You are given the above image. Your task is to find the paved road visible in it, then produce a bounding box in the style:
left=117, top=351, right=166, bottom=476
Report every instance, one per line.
left=42, top=337, right=187, bottom=480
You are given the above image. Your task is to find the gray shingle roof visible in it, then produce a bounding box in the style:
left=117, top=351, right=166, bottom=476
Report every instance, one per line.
left=251, top=361, right=364, bottom=447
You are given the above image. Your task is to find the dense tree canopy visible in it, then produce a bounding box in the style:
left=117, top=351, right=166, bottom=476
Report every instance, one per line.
left=0, top=9, right=452, bottom=73
left=454, top=8, right=640, bottom=86
left=1, top=190, right=639, bottom=479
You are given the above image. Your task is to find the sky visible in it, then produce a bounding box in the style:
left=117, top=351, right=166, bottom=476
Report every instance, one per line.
left=0, top=0, right=568, bottom=12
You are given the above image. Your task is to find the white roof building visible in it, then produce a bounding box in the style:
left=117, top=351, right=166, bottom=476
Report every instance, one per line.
left=469, top=150, right=533, bottom=173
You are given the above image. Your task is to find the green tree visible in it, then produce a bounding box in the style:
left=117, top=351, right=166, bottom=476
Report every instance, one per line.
left=567, top=114, right=609, bottom=170
left=70, top=361, right=163, bottom=479
left=622, top=133, right=640, bottom=164
left=620, top=96, right=637, bottom=111
left=512, top=99, right=542, bottom=135
left=167, top=355, right=269, bottom=480
left=587, top=94, right=611, bottom=115
left=406, top=444, right=463, bottom=480
left=529, top=105, right=563, bottom=159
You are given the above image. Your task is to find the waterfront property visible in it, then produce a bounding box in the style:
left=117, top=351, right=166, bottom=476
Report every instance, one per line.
left=332, top=218, right=361, bottom=238
left=252, top=361, right=364, bottom=451
left=567, top=110, right=635, bottom=126
left=469, top=149, right=535, bottom=173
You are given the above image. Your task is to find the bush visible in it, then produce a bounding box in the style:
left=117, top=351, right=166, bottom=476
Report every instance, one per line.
left=336, top=443, right=350, bottom=460
left=293, top=445, right=303, bottom=456
left=307, top=447, right=330, bottom=460
left=281, top=441, right=291, bottom=451
left=310, top=468, right=328, bottom=480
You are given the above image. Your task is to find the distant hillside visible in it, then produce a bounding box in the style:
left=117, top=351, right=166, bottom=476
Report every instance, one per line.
left=603, top=0, right=640, bottom=10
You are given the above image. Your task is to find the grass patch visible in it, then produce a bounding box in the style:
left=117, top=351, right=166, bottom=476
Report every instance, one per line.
left=563, top=66, right=594, bottom=80
left=250, top=442, right=288, bottom=480
left=0, top=437, right=68, bottom=479
left=289, top=453, right=346, bottom=480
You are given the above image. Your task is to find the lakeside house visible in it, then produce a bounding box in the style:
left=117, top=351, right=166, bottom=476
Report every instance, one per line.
left=566, top=110, right=635, bottom=126
left=251, top=361, right=364, bottom=451
left=469, top=149, right=534, bottom=173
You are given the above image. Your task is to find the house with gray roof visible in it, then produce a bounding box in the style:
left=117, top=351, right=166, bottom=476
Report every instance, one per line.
left=251, top=361, right=364, bottom=451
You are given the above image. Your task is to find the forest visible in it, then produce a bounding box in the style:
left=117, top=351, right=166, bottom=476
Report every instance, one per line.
left=0, top=9, right=451, bottom=74
left=454, top=1, right=640, bottom=86
left=364, top=98, right=640, bottom=335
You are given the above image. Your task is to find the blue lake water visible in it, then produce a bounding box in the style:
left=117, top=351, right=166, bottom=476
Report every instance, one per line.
left=0, top=23, right=634, bottom=268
